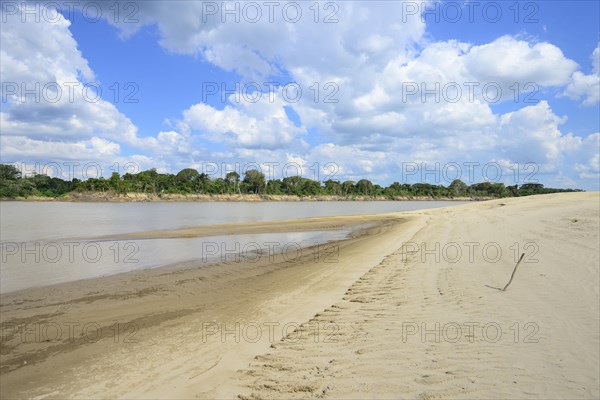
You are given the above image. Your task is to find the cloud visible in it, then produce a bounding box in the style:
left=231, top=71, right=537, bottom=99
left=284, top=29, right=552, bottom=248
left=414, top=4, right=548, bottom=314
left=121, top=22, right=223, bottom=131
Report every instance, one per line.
left=0, top=3, right=192, bottom=174
left=0, top=5, right=93, bottom=85
left=0, top=4, right=139, bottom=146
left=573, top=133, right=600, bottom=179
left=1, top=1, right=598, bottom=189
left=0, top=136, right=120, bottom=169
left=563, top=43, right=600, bottom=106
left=102, top=0, right=426, bottom=80
left=181, top=91, right=307, bottom=150
left=463, top=35, right=578, bottom=87
left=496, top=101, right=574, bottom=166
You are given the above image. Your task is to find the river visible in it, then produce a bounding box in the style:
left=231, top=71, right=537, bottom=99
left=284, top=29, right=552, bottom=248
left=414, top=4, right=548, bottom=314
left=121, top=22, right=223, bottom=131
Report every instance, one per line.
left=0, top=201, right=467, bottom=293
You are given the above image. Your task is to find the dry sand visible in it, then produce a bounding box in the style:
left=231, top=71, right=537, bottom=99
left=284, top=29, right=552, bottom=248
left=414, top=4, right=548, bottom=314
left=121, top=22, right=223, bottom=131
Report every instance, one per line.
left=1, top=192, right=598, bottom=399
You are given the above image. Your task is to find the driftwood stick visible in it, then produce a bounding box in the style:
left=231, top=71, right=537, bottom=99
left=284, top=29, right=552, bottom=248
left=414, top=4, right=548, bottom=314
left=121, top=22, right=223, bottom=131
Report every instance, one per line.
left=501, top=253, right=526, bottom=291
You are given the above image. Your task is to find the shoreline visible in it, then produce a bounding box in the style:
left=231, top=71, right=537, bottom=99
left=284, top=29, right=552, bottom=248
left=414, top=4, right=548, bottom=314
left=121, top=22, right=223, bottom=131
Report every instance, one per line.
left=1, top=192, right=489, bottom=202
left=0, top=213, right=418, bottom=398
left=1, top=192, right=598, bottom=399
left=0, top=216, right=387, bottom=296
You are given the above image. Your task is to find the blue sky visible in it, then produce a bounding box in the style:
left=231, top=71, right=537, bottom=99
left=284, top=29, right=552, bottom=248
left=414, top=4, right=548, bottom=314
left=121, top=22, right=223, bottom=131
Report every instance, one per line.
left=1, top=1, right=599, bottom=189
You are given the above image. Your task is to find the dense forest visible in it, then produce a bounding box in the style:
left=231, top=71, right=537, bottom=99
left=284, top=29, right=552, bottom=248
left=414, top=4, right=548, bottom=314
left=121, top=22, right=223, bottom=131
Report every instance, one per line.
left=0, top=164, right=583, bottom=200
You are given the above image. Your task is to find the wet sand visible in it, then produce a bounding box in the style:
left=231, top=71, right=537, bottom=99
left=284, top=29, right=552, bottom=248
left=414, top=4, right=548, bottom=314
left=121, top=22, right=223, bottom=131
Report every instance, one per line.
left=1, top=213, right=416, bottom=398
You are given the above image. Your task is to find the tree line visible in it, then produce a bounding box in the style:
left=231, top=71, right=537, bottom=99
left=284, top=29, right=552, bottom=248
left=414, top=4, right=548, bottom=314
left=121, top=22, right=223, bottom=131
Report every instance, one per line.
left=0, top=164, right=583, bottom=199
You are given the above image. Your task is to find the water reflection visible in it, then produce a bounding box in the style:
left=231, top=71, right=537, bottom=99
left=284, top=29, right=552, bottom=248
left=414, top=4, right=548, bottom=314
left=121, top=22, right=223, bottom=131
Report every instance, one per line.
left=1, top=230, right=350, bottom=293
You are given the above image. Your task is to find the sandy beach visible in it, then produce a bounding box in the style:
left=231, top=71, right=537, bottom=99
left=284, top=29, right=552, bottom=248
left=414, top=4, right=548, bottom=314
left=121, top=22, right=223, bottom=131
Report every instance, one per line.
left=1, top=192, right=598, bottom=399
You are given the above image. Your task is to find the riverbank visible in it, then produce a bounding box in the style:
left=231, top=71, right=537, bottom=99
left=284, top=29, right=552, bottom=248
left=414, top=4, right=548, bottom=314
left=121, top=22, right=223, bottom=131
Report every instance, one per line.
left=3, top=191, right=487, bottom=202
left=0, top=213, right=415, bottom=398
left=0, top=192, right=598, bottom=398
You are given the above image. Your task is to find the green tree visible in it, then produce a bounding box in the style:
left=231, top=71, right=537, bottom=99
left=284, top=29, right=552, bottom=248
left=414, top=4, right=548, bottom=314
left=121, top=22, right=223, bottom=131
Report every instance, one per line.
left=0, top=163, right=581, bottom=200
left=209, top=178, right=227, bottom=194
left=301, top=178, right=321, bottom=196
left=137, top=169, right=159, bottom=193
left=449, top=179, right=468, bottom=197
left=265, top=179, right=283, bottom=195
left=225, top=171, right=241, bottom=193
left=507, top=184, right=519, bottom=196
left=0, top=164, right=21, bottom=181
left=356, top=179, right=374, bottom=195
left=176, top=168, right=200, bottom=192
left=109, top=172, right=123, bottom=192
left=176, top=168, right=200, bottom=182
left=243, top=169, right=266, bottom=194
left=324, top=180, right=342, bottom=195
left=195, top=173, right=211, bottom=192
left=341, top=180, right=355, bottom=196
left=412, top=183, right=437, bottom=197
left=282, top=176, right=304, bottom=195
left=386, top=182, right=406, bottom=197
